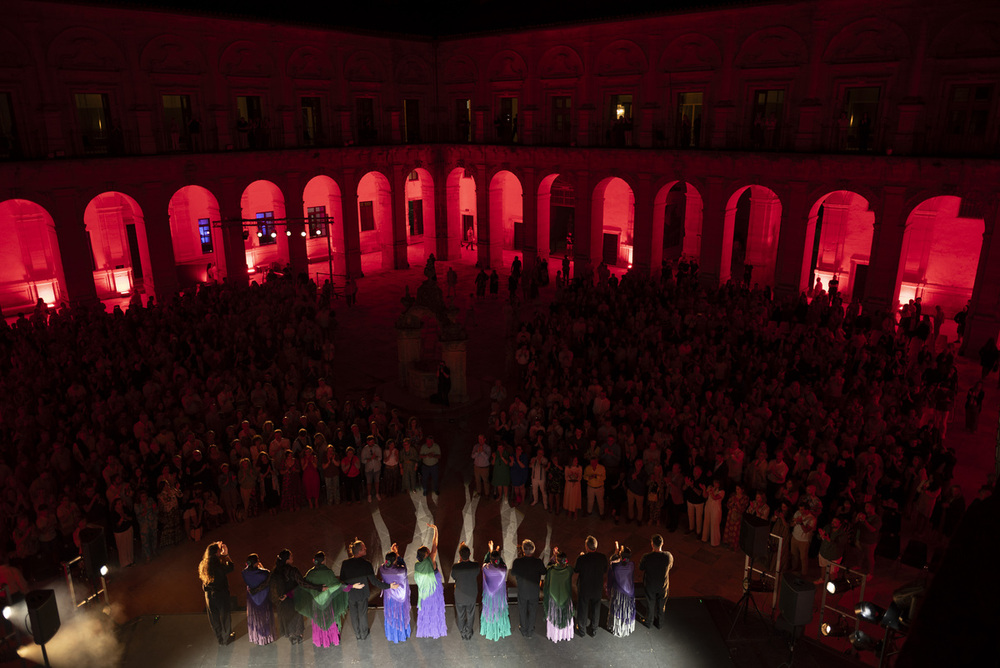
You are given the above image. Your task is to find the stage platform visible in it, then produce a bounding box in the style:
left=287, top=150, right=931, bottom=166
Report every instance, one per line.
left=114, top=597, right=733, bottom=668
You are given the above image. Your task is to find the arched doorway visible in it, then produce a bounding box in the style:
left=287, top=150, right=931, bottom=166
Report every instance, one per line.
left=592, top=177, right=635, bottom=268
left=404, top=168, right=435, bottom=267
left=804, top=191, right=874, bottom=300
left=240, top=180, right=286, bottom=278
left=898, top=196, right=984, bottom=339
left=83, top=191, right=149, bottom=297
left=446, top=167, right=477, bottom=264
left=724, top=185, right=782, bottom=287
left=302, top=175, right=345, bottom=283
left=357, top=171, right=394, bottom=272
left=654, top=181, right=704, bottom=267
left=489, top=170, right=523, bottom=268
left=537, top=173, right=575, bottom=261
left=0, top=199, right=67, bottom=310
left=168, top=185, right=221, bottom=287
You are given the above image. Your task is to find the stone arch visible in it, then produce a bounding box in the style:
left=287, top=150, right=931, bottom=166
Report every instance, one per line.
left=219, top=40, right=274, bottom=78
left=930, top=11, right=1000, bottom=59
left=395, top=55, right=432, bottom=85
left=345, top=50, right=386, bottom=82
left=357, top=171, right=395, bottom=271
left=168, top=185, right=221, bottom=286
left=0, top=199, right=67, bottom=310
left=0, top=28, right=32, bottom=69
left=488, top=50, right=527, bottom=81
left=441, top=54, right=478, bottom=84
left=658, top=32, right=721, bottom=72
left=897, top=196, right=985, bottom=337
left=83, top=191, right=149, bottom=297
left=240, top=180, right=286, bottom=276
left=447, top=166, right=478, bottom=264
left=723, top=185, right=783, bottom=287
left=302, top=175, right=344, bottom=280
left=538, top=46, right=585, bottom=79
left=287, top=46, right=334, bottom=80
left=140, top=33, right=206, bottom=74
left=595, top=39, right=648, bottom=76
left=592, top=176, right=635, bottom=268
left=48, top=26, right=124, bottom=71
left=653, top=180, right=704, bottom=266
left=537, top=173, right=574, bottom=260
left=489, top=170, right=524, bottom=264
left=802, top=191, right=875, bottom=299
left=404, top=167, right=435, bottom=266
left=735, top=26, right=809, bottom=68
left=823, top=18, right=910, bottom=64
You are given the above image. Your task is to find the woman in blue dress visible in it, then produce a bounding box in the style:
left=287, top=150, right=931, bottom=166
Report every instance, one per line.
left=379, top=543, right=411, bottom=643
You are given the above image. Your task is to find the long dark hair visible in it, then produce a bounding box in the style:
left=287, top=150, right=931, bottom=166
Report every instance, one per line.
left=274, top=548, right=291, bottom=570
left=198, top=541, right=222, bottom=586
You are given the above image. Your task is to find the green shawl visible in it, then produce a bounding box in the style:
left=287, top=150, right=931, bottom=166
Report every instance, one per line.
left=294, top=564, right=348, bottom=631
left=413, top=557, right=439, bottom=609
left=543, top=564, right=574, bottom=628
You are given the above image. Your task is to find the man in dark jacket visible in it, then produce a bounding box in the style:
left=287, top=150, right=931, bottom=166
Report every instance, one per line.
left=511, top=539, right=547, bottom=638
left=451, top=542, right=481, bottom=640
left=639, top=534, right=674, bottom=628
left=339, top=539, right=396, bottom=640
left=574, top=535, right=608, bottom=636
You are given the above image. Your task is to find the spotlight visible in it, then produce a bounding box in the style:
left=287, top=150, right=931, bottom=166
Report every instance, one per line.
left=820, top=619, right=851, bottom=638
left=100, top=565, right=109, bottom=577
left=878, top=601, right=907, bottom=632
left=270, top=232, right=277, bottom=239
left=826, top=573, right=861, bottom=595
left=2, top=605, right=10, bottom=620
left=848, top=629, right=882, bottom=653
left=855, top=601, right=886, bottom=623
left=300, top=230, right=307, bottom=237
left=257, top=231, right=263, bottom=238
left=286, top=230, right=292, bottom=236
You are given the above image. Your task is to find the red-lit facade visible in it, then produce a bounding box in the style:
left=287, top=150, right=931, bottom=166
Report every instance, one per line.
left=1, top=0, right=999, bottom=350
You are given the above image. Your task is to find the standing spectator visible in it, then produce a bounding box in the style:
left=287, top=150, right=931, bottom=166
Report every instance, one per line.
left=684, top=466, right=707, bottom=536
left=134, top=488, right=159, bottom=562
left=470, top=435, right=492, bottom=498
left=702, top=479, right=726, bottom=547
left=665, top=463, right=685, bottom=532
left=815, top=517, right=849, bottom=582
left=419, top=436, right=442, bottom=498
left=965, top=381, right=985, bottom=433
left=361, top=436, right=382, bottom=502
left=492, top=443, right=511, bottom=504
left=382, top=440, right=401, bottom=497
left=855, top=501, right=882, bottom=579
left=789, top=502, right=817, bottom=576
left=341, top=447, right=362, bottom=503
left=322, top=446, right=341, bottom=505
left=301, top=447, right=321, bottom=510
left=583, top=457, right=607, bottom=518
left=510, top=445, right=529, bottom=506
left=723, top=484, right=750, bottom=551
left=112, top=499, right=135, bottom=568
left=563, top=456, right=583, bottom=519
left=401, top=438, right=420, bottom=493
left=626, top=459, right=647, bottom=525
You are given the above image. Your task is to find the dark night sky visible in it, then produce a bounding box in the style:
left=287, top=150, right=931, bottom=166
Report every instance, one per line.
left=67, top=0, right=774, bottom=37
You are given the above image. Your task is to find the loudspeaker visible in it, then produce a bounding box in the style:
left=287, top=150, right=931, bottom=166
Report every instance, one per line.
left=25, top=589, right=60, bottom=645
left=79, top=526, right=108, bottom=579
left=778, top=572, right=815, bottom=627
left=739, top=513, right=770, bottom=560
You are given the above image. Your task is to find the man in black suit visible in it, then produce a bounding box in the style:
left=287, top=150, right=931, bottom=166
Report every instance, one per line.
left=574, top=535, right=608, bottom=637
left=511, top=539, right=547, bottom=638
left=339, top=539, right=397, bottom=640
left=639, top=533, right=674, bottom=628
left=451, top=542, right=481, bottom=640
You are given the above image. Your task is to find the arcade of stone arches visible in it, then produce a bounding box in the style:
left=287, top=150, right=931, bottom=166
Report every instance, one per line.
left=0, top=168, right=985, bottom=341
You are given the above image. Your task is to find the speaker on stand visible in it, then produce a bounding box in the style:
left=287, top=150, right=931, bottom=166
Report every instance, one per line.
left=727, top=513, right=772, bottom=640
left=25, top=589, right=60, bottom=668
left=776, top=572, right=816, bottom=668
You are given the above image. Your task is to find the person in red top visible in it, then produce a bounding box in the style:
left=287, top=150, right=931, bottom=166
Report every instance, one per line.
left=341, top=447, right=362, bottom=503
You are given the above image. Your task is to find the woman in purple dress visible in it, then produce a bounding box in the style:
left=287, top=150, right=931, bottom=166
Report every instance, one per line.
left=242, top=553, right=275, bottom=645
left=480, top=541, right=512, bottom=640
left=607, top=543, right=636, bottom=637
left=414, top=524, right=447, bottom=638
left=379, top=543, right=411, bottom=643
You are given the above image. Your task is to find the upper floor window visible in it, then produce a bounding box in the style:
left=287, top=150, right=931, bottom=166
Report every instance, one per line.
left=551, top=95, right=572, bottom=145
left=356, top=98, right=377, bottom=145
left=0, top=93, right=20, bottom=159
left=403, top=99, right=421, bottom=143
left=455, top=99, right=471, bottom=143
left=947, top=84, right=992, bottom=137
left=256, top=211, right=276, bottom=245
left=75, top=93, right=114, bottom=155
left=609, top=94, right=633, bottom=146
left=162, top=94, right=192, bottom=152
left=236, top=95, right=265, bottom=149
left=676, top=92, right=703, bottom=148
left=301, top=97, right=323, bottom=147
left=843, top=87, right=879, bottom=153
left=198, top=218, right=213, bottom=254
left=750, top=89, right=784, bottom=150
left=496, top=96, right=519, bottom=144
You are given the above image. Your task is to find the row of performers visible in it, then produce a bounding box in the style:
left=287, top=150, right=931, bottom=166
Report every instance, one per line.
left=197, top=526, right=674, bottom=647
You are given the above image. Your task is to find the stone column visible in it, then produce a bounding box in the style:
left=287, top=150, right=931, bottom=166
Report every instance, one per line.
left=390, top=166, right=410, bottom=269
left=441, top=337, right=469, bottom=404
left=137, top=183, right=180, bottom=302
left=520, top=167, right=538, bottom=277
left=698, top=177, right=731, bottom=288
left=772, top=181, right=811, bottom=301
left=577, top=105, right=594, bottom=147
left=50, top=188, right=98, bottom=306
left=341, top=169, right=364, bottom=278
left=572, top=171, right=593, bottom=282
left=963, top=195, right=1000, bottom=356
left=630, top=173, right=655, bottom=275
left=396, top=320, right=422, bottom=391
left=475, top=166, right=495, bottom=268
left=863, top=186, right=908, bottom=315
